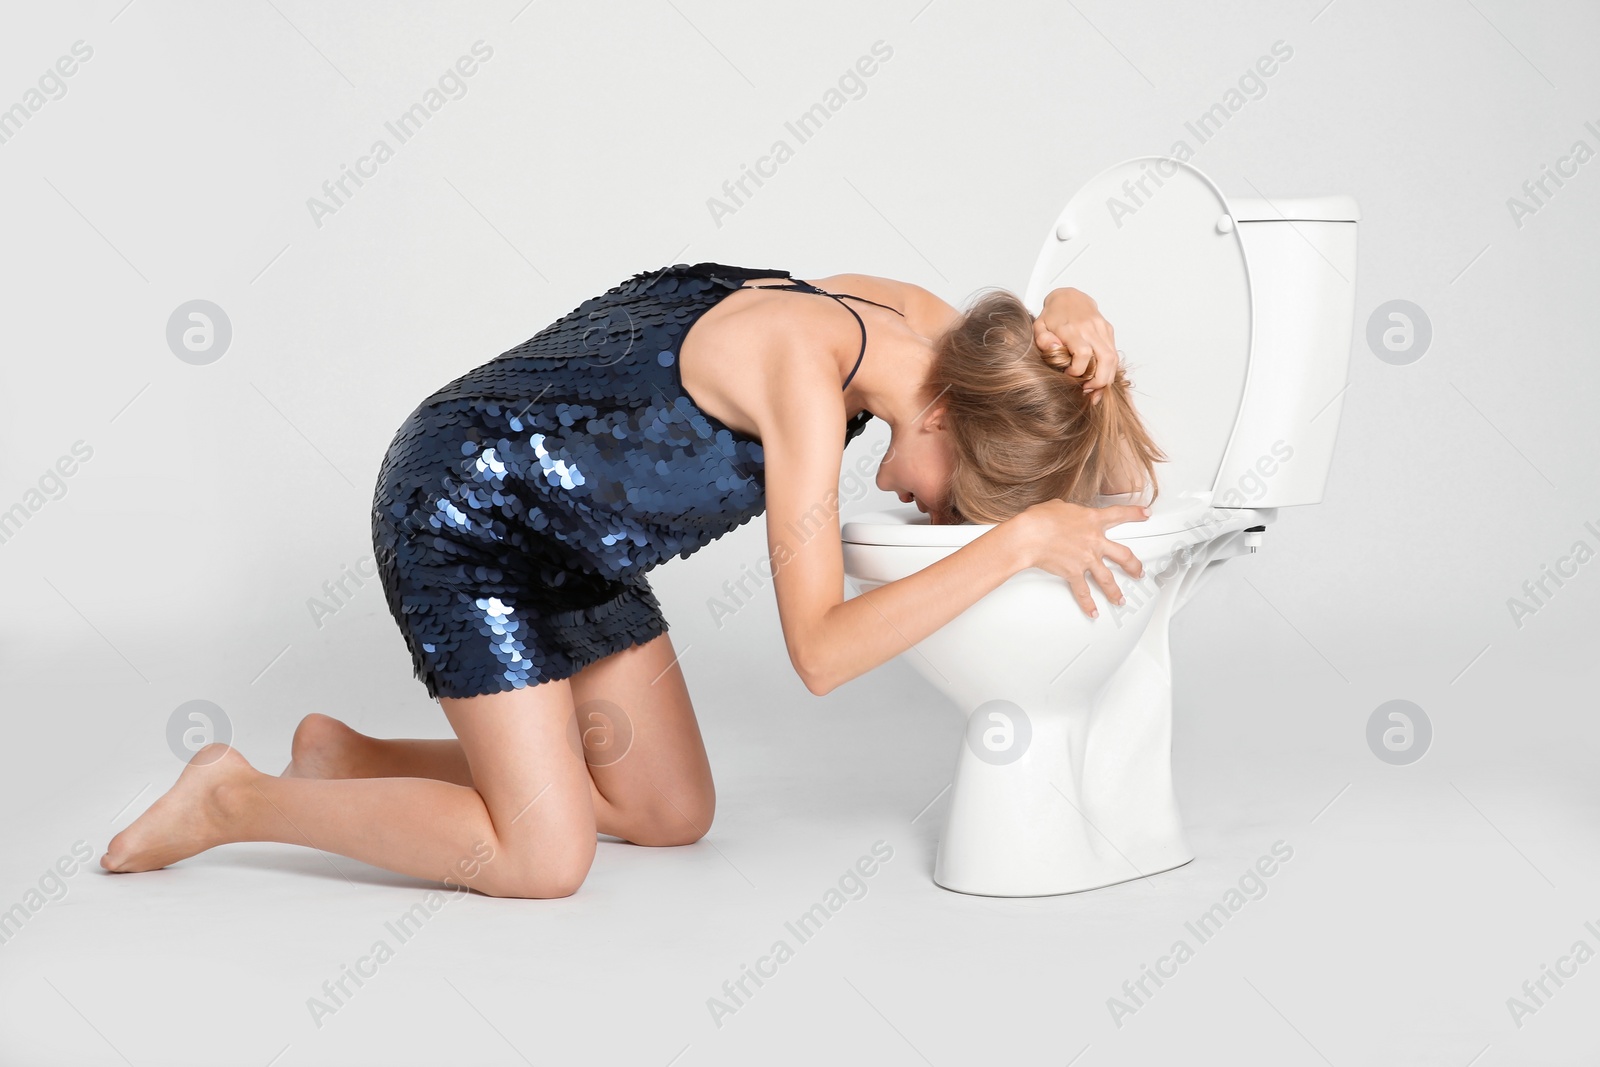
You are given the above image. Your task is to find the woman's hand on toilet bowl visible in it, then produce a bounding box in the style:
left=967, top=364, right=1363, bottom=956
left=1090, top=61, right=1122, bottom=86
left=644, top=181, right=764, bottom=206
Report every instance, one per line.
left=1013, top=499, right=1150, bottom=619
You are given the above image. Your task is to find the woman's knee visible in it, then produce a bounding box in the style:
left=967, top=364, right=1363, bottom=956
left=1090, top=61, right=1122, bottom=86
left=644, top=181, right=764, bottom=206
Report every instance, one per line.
left=475, top=837, right=597, bottom=899
left=623, top=782, right=716, bottom=847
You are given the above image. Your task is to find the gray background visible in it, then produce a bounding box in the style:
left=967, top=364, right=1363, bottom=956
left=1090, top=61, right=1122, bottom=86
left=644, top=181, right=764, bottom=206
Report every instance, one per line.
left=2, top=0, right=1597, bottom=1064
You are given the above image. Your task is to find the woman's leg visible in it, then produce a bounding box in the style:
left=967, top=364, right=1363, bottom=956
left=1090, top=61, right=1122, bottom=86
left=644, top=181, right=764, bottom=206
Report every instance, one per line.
left=282, top=717, right=473, bottom=785
left=283, top=633, right=715, bottom=846
left=101, top=679, right=600, bottom=898
left=569, top=632, right=716, bottom=846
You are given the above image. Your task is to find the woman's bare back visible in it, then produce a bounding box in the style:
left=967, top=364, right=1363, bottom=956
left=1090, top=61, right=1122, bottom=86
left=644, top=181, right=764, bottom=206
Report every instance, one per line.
left=676, top=272, right=916, bottom=442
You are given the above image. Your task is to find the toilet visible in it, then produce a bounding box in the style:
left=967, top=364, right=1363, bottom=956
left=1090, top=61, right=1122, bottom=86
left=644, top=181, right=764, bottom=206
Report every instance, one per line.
left=840, top=156, right=1360, bottom=896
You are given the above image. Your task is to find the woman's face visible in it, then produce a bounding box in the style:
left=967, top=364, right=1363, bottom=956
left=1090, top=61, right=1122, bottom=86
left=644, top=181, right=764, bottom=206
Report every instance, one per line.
left=876, top=403, right=958, bottom=524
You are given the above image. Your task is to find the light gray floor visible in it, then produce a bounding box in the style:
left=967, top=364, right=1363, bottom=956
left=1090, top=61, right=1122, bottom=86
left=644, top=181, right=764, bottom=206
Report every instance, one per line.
left=3, top=555, right=1595, bottom=1066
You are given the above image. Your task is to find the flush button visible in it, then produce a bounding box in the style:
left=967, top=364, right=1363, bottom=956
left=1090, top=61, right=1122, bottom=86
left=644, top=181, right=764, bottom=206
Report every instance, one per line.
left=1055, top=221, right=1075, bottom=241
left=1216, top=214, right=1235, bottom=234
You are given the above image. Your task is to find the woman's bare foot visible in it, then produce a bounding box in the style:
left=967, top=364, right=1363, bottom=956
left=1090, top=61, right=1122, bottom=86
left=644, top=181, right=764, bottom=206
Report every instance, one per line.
left=101, top=744, right=255, bottom=873
left=280, top=712, right=361, bottom=779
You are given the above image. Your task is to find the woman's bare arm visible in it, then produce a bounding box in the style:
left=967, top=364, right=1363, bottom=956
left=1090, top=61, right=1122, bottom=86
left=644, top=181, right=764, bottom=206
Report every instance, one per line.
left=756, top=346, right=1033, bottom=694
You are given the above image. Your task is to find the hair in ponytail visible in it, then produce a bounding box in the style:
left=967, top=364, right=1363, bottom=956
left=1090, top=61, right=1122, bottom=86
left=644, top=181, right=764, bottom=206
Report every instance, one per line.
left=922, top=288, right=1165, bottom=524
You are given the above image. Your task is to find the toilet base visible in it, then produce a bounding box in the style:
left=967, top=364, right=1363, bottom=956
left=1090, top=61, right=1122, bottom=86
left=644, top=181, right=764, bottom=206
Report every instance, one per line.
left=933, top=853, right=1195, bottom=898
left=929, top=637, right=1196, bottom=897
left=931, top=770, right=1196, bottom=898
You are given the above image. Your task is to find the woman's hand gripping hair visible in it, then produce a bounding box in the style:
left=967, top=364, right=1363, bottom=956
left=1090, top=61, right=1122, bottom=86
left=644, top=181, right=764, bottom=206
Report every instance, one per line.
left=1034, top=287, right=1120, bottom=405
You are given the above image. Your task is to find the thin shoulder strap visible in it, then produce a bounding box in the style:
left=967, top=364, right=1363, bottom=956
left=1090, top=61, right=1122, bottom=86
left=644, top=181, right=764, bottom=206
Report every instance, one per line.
left=747, top=279, right=905, bottom=391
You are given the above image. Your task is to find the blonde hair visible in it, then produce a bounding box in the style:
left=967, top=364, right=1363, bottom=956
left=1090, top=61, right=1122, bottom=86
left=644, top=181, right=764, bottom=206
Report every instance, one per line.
left=924, top=289, right=1166, bottom=524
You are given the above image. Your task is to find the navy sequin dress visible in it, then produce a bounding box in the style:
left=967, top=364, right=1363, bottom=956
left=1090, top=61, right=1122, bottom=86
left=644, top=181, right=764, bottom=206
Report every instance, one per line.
left=372, top=261, right=894, bottom=699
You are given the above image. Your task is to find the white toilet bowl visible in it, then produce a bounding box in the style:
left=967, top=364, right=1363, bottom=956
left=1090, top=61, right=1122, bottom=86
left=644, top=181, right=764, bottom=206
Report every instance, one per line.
left=841, top=157, right=1359, bottom=896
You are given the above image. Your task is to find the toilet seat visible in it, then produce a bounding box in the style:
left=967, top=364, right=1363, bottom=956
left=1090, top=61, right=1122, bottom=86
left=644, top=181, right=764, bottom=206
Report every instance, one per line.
left=1104, top=493, right=1214, bottom=538
left=840, top=493, right=1215, bottom=547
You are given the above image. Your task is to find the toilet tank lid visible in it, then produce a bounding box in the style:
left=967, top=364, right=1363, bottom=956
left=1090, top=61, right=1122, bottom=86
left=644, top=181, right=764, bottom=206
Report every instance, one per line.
left=1229, top=194, right=1360, bottom=222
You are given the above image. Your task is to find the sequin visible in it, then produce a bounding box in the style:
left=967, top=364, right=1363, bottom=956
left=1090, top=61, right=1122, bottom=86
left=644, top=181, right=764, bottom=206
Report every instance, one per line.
left=372, top=262, right=876, bottom=699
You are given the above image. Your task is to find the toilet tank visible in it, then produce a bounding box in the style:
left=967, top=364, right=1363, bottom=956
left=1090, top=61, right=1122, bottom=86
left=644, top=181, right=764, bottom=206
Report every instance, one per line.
left=1210, top=196, right=1360, bottom=509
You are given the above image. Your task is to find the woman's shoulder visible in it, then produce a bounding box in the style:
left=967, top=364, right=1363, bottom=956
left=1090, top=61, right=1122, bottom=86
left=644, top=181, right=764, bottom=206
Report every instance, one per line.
left=807, top=273, right=960, bottom=337
left=805, top=272, right=908, bottom=306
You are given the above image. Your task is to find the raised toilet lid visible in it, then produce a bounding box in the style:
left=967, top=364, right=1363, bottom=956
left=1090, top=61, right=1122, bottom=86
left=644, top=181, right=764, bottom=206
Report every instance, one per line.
left=1022, top=156, right=1254, bottom=498
left=840, top=493, right=1214, bottom=547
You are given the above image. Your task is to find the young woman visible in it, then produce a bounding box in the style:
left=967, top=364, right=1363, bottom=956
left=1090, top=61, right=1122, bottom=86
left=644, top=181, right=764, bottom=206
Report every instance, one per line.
left=101, top=262, right=1162, bottom=897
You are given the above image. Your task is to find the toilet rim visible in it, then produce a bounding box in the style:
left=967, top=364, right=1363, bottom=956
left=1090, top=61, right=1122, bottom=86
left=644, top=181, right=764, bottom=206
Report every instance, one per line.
left=840, top=494, right=1218, bottom=548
